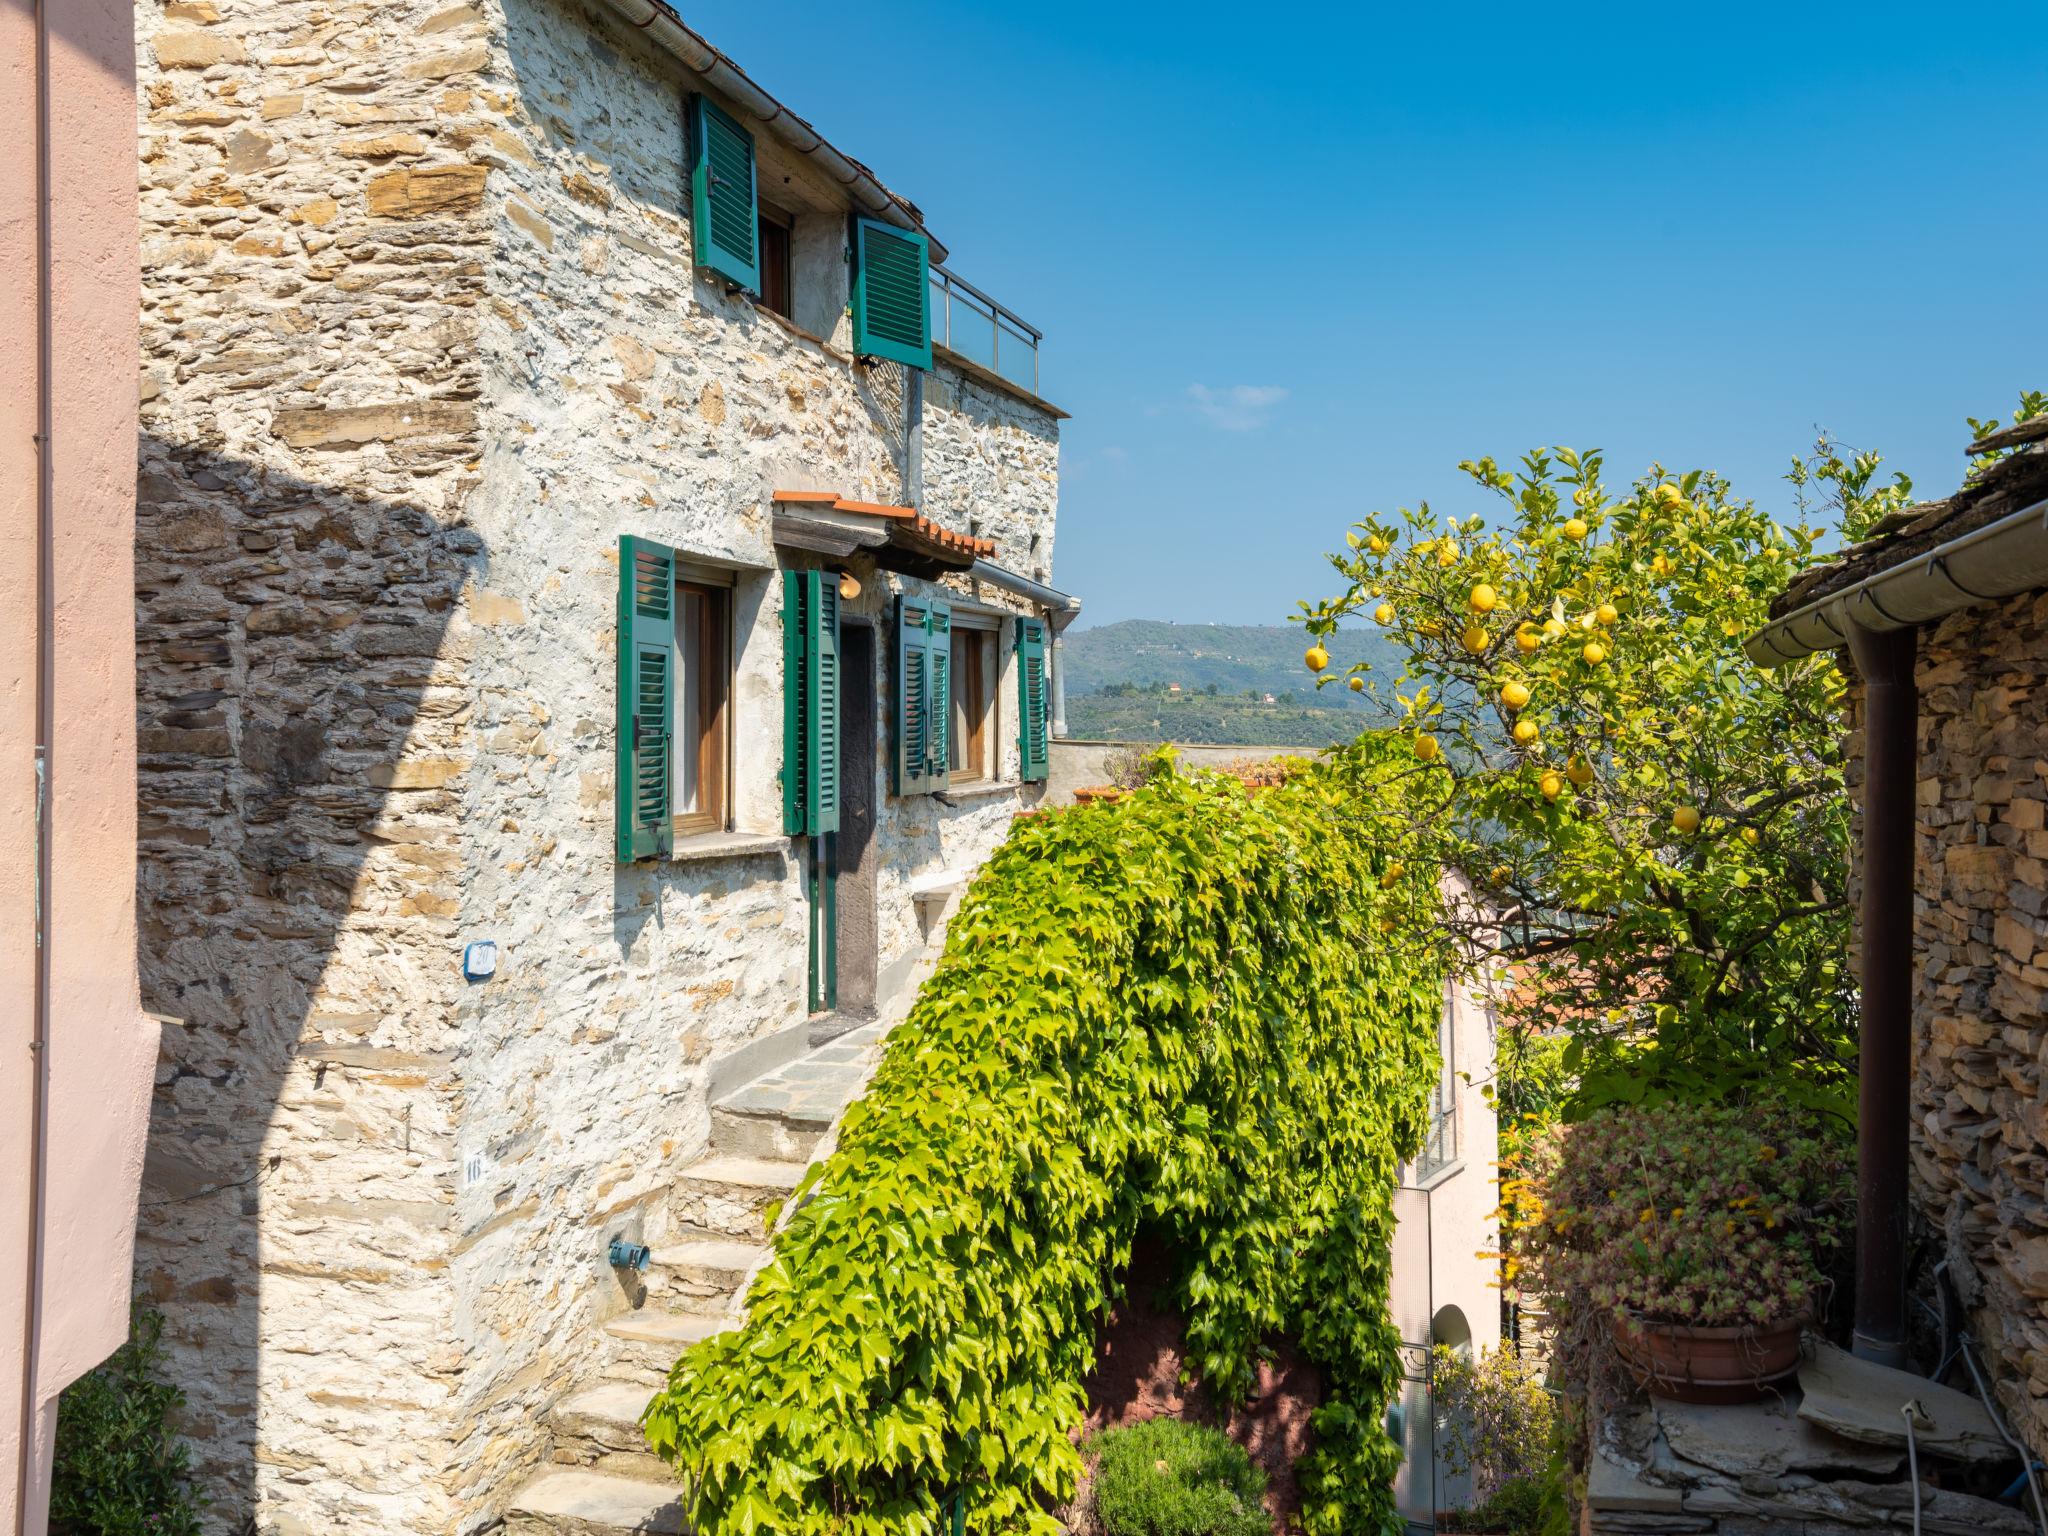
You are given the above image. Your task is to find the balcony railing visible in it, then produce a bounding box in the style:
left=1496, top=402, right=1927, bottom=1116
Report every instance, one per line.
left=930, top=262, right=1041, bottom=397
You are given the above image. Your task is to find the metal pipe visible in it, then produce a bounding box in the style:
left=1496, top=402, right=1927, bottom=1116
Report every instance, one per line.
left=1845, top=621, right=1916, bottom=1368
left=964, top=558, right=1080, bottom=626
left=17, top=0, right=55, bottom=1525
left=599, top=0, right=947, bottom=262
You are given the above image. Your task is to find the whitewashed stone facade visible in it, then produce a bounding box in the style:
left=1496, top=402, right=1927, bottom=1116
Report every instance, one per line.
left=132, top=1, right=1064, bottom=1530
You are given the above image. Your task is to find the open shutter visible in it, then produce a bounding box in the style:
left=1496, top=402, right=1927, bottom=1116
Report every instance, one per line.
left=617, top=536, right=676, bottom=860
left=925, top=600, right=951, bottom=783
left=894, top=596, right=934, bottom=796
left=688, top=94, right=760, bottom=293
left=1016, top=617, right=1048, bottom=782
left=783, top=571, right=842, bottom=835
left=851, top=216, right=932, bottom=371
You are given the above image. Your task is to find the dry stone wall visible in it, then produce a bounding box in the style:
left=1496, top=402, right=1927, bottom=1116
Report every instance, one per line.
left=1846, top=590, right=2048, bottom=1461
left=134, top=0, right=1060, bottom=1530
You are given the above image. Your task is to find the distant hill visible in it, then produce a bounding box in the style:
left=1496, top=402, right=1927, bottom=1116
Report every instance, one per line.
left=1060, top=620, right=1402, bottom=701
left=1059, top=621, right=1405, bottom=746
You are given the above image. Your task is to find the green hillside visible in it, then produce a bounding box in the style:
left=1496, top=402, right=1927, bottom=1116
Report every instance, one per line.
left=1058, top=621, right=1405, bottom=746
left=1060, top=620, right=1402, bottom=700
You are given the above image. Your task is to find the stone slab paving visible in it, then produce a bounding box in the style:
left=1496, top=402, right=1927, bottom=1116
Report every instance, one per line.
left=715, top=1015, right=892, bottom=1126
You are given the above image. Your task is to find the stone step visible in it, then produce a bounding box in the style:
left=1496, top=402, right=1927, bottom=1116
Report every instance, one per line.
left=669, top=1156, right=808, bottom=1238
left=709, top=1102, right=833, bottom=1162
left=648, top=1237, right=763, bottom=1314
left=600, top=1309, right=730, bottom=1385
left=504, top=1467, right=683, bottom=1535
left=552, top=1381, right=656, bottom=1458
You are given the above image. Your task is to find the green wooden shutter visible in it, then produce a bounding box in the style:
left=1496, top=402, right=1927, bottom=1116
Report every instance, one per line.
left=894, top=595, right=934, bottom=796
left=925, top=600, right=951, bottom=783
left=689, top=94, right=760, bottom=293
left=851, top=217, right=932, bottom=370
left=617, top=536, right=676, bottom=860
left=1016, top=617, right=1049, bottom=782
left=783, top=571, right=842, bottom=835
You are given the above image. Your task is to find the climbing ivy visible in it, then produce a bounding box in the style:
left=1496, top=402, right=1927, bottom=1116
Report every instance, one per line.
left=643, top=757, right=1446, bottom=1535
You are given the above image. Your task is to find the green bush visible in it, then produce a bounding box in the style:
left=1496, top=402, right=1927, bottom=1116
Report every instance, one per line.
left=1436, top=1477, right=1544, bottom=1535
left=49, top=1306, right=205, bottom=1536
left=1086, top=1419, right=1270, bottom=1536
left=645, top=755, right=1447, bottom=1535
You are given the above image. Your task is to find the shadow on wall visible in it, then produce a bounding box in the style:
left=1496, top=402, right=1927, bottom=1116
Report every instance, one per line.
left=132, top=431, right=476, bottom=1531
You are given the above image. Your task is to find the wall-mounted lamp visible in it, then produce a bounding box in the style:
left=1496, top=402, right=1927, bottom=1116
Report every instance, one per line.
left=837, top=571, right=862, bottom=601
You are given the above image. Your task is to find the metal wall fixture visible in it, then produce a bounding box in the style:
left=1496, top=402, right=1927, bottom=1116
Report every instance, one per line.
left=607, top=1239, right=651, bottom=1271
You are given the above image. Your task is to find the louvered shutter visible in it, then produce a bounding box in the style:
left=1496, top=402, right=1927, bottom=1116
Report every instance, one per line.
left=783, top=571, right=842, bottom=835
left=894, top=596, right=934, bottom=796
left=688, top=94, right=760, bottom=293
left=851, top=217, right=932, bottom=371
left=925, top=600, right=951, bottom=783
left=617, top=536, right=676, bottom=860
left=1016, top=617, right=1049, bottom=782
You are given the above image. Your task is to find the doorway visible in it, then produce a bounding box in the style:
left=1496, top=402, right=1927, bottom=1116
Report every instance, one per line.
left=833, top=618, right=879, bottom=1020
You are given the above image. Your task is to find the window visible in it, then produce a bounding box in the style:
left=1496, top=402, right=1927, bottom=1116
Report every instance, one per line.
left=757, top=203, right=793, bottom=319
left=675, top=581, right=731, bottom=836
left=949, top=624, right=997, bottom=783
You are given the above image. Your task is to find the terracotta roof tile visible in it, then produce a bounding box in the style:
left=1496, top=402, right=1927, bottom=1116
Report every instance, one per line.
left=770, top=489, right=995, bottom=560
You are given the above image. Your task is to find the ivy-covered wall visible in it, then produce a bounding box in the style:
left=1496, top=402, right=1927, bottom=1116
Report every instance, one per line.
left=645, top=762, right=1446, bottom=1534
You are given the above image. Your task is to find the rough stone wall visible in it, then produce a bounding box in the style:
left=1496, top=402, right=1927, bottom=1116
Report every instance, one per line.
left=1845, top=590, right=2048, bottom=1459
left=135, top=0, right=1061, bottom=1528
left=133, top=0, right=499, bottom=1531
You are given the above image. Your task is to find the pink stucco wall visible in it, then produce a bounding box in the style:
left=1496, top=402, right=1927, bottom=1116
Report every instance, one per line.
left=1, top=0, right=158, bottom=1529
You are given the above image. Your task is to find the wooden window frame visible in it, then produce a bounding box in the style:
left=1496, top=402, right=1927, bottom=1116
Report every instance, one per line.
left=674, top=578, right=733, bottom=839
left=949, top=616, right=998, bottom=785
left=757, top=201, right=794, bottom=321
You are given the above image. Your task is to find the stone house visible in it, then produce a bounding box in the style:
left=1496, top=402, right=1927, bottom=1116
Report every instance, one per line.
left=1747, top=421, right=2048, bottom=1455
left=131, top=1, right=1072, bottom=1531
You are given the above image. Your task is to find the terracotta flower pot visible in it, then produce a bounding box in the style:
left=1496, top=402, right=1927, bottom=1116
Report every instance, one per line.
left=1612, top=1312, right=1806, bottom=1404
left=1071, top=785, right=1129, bottom=805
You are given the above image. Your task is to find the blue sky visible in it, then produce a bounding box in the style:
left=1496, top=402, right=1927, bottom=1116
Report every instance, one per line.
left=693, top=2, right=2048, bottom=628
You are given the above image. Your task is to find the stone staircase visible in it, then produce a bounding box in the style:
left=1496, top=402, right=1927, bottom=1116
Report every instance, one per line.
left=502, top=1014, right=901, bottom=1533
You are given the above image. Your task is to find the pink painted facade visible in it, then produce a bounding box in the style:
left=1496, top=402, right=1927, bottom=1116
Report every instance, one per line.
left=1, top=1, right=159, bottom=1530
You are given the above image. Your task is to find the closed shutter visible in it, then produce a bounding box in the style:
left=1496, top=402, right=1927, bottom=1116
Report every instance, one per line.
left=783, top=571, right=842, bottom=835
left=617, top=536, right=676, bottom=861
left=688, top=94, right=760, bottom=293
left=1016, top=617, right=1049, bottom=782
left=851, top=217, right=932, bottom=371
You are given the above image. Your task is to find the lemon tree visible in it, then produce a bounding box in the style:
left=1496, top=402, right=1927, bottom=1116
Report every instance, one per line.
left=1302, top=446, right=1863, bottom=1115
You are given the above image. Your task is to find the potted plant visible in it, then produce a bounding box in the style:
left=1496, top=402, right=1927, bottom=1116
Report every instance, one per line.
left=1514, top=1098, right=1850, bottom=1402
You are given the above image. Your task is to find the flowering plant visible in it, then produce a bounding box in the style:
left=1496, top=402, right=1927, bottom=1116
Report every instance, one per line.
left=1431, top=1344, right=1555, bottom=1504
left=1510, top=1098, right=1850, bottom=1328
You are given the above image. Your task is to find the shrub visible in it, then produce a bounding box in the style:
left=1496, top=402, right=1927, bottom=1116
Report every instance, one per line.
left=1430, top=1345, right=1554, bottom=1505
left=1085, top=1419, right=1270, bottom=1536
left=1512, top=1098, right=1850, bottom=1329
left=49, top=1306, right=205, bottom=1536
left=644, top=756, right=1447, bottom=1535
left=1436, top=1476, right=1545, bottom=1535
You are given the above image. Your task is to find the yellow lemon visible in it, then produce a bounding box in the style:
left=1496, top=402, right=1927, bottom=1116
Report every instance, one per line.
left=1437, top=540, right=1460, bottom=567
left=1542, top=617, right=1567, bottom=639
left=1515, top=625, right=1541, bottom=653
left=1651, top=552, right=1673, bottom=577
left=1572, top=488, right=1591, bottom=508
left=1562, top=517, right=1588, bottom=541
left=1348, top=675, right=1365, bottom=692
left=1379, top=915, right=1398, bottom=934
left=1512, top=718, right=1539, bottom=746
left=1567, top=755, right=1594, bottom=787
left=1414, top=734, right=1440, bottom=762
left=1490, top=864, right=1512, bottom=885
left=1305, top=644, right=1329, bottom=672
left=1656, top=482, right=1683, bottom=506
left=1381, top=863, right=1406, bottom=888
left=1740, top=825, right=1760, bottom=846
left=1596, top=602, right=1619, bottom=626
left=1462, top=625, right=1490, bottom=655
left=1673, top=805, right=1701, bottom=834
left=1367, top=535, right=1389, bottom=556
left=1418, top=619, right=1443, bottom=638
left=1500, top=680, right=1531, bottom=711
left=1538, top=770, right=1564, bottom=801
left=1469, top=583, right=1499, bottom=614
left=1373, top=601, right=1396, bottom=625
left=1581, top=641, right=1607, bottom=666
